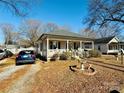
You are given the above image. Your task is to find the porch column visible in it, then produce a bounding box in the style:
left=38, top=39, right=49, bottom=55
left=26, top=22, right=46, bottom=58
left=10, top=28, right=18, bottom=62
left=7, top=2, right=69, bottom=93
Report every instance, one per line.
left=117, top=43, right=119, bottom=50
left=46, top=38, right=49, bottom=61
left=80, top=41, right=82, bottom=49
left=92, top=41, right=94, bottom=50
left=82, top=42, right=85, bottom=49
left=38, top=42, right=41, bottom=53
left=67, top=40, right=69, bottom=51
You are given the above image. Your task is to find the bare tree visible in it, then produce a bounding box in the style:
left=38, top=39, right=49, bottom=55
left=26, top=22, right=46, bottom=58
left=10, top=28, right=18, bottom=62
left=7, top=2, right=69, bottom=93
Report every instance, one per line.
left=97, top=24, right=121, bottom=38
left=119, top=34, right=124, bottom=41
left=0, top=0, right=40, bottom=16
left=44, top=23, right=58, bottom=32
left=59, top=25, right=71, bottom=31
left=85, top=0, right=124, bottom=37
left=12, top=31, right=21, bottom=43
left=19, top=19, right=43, bottom=47
left=0, top=23, right=14, bottom=44
left=80, top=28, right=96, bottom=38
left=19, top=21, right=72, bottom=47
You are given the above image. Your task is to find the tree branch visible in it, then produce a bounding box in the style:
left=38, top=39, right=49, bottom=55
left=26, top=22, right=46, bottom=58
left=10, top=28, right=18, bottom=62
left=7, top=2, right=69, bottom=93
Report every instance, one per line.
left=0, top=0, right=27, bottom=16
left=105, top=18, right=124, bottom=23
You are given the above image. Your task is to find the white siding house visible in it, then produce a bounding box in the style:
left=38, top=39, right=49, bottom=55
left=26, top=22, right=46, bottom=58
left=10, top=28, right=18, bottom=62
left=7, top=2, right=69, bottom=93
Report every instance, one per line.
left=94, top=36, right=120, bottom=54
left=37, top=30, right=94, bottom=61
left=5, top=45, right=36, bottom=54
left=119, top=40, right=124, bottom=50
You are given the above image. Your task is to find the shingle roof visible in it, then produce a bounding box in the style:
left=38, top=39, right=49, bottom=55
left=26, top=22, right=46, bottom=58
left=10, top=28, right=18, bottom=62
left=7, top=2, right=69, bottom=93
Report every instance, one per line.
left=94, top=36, right=115, bottom=44
left=45, top=30, right=83, bottom=38
left=37, top=30, right=94, bottom=41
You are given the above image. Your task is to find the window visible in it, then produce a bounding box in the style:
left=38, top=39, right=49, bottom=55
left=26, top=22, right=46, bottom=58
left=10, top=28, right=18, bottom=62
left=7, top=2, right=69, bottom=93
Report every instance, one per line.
left=109, top=45, right=112, bottom=50
left=50, top=41, right=53, bottom=49
left=49, top=41, right=57, bottom=49
left=74, top=42, right=80, bottom=49
left=74, top=42, right=76, bottom=49
left=84, top=43, right=92, bottom=49
left=121, top=45, right=124, bottom=49
left=40, top=43, right=42, bottom=51
left=98, top=46, right=101, bottom=51
left=109, top=45, right=118, bottom=50
left=53, top=41, right=57, bottom=49
left=58, top=42, right=60, bottom=49
left=66, top=42, right=67, bottom=49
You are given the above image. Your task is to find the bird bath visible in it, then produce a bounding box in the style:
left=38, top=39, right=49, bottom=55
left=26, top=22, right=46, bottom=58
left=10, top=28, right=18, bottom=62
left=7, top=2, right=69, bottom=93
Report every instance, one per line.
left=69, top=49, right=97, bottom=75
left=69, top=63, right=97, bottom=76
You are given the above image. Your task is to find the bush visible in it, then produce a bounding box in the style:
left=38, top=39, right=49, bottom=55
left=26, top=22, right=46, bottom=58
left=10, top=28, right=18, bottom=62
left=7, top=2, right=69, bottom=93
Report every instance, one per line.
left=64, top=51, right=72, bottom=59
left=36, top=54, right=42, bottom=59
left=60, top=53, right=68, bottom=60
left=41, top=56, right=47, bottom=61
left=50, top=53, right=59, bottom=61
left=89, top=49, right=101, bottom=57
left=36, top=54, right=47, bottom=61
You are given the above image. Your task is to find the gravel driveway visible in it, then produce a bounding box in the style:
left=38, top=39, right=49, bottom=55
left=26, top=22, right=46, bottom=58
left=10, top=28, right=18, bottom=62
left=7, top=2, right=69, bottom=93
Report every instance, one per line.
left=6, top=63, right=41, bottom=93
left=0, top=65, right=26, bottom=81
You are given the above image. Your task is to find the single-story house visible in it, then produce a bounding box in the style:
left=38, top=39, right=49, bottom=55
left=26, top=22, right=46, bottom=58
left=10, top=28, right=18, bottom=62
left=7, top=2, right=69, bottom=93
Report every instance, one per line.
left=5, top=45, right=19, bottom=54
left=119, top=41, right=124, bottom=50
left=18, top=47, right=36, bottom=52
left=94, top=36, right=121, bottom=54
left=3, top=44, right=36, bottom=54
left=37, top=30, right=94, bottom=61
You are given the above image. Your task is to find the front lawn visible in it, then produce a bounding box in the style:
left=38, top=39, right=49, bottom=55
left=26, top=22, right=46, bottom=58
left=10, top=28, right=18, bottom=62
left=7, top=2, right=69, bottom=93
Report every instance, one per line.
left=31, top=60, right=124, bottom=93
left=0, top=56, right=15, bottom=68
left=90, top=55, right=124, bottom=66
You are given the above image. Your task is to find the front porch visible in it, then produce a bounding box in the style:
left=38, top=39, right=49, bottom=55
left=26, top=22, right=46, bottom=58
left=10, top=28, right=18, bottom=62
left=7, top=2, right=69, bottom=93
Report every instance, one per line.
left=39, top=38, right=94, bottom=60
left=107, top=43, right=119, bottom=54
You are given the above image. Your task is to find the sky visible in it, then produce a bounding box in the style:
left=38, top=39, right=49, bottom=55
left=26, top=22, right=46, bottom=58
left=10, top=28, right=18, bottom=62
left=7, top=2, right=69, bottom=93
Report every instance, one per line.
left=0, top=0, right=89, bottom=44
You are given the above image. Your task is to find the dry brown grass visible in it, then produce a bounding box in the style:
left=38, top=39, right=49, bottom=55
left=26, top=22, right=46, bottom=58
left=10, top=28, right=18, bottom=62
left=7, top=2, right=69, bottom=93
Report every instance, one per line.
left=0, top=56, right=16, bottom=73
left=90, top=55, right=124, bottom=66
left=0, top=56, right=15, bottom=68
left=31, top=60, right=124, bottom=93
left=0, top=57, right=123, bottom=93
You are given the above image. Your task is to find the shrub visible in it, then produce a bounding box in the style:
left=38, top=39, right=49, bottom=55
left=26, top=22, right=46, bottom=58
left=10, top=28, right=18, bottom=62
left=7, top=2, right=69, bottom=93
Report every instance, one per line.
left=59, top=51, right=73, bottom=60
left=36, top=54, right=47, bottom=61
left=50, top=53, right=59, bottom=61
left=62, top=51, right=72, bottom=60
left=36, top=53, right=42, bottom=59
left=89, top=49, right=101, bottom=57
left=60, top=53, right=68, bottom=60
left=41, top=56, right=47, bottom=61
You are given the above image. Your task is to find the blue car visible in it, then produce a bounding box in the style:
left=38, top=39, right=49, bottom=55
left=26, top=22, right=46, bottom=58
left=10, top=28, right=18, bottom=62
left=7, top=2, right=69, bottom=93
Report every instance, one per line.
left=16, top=50, right=36, bottom=65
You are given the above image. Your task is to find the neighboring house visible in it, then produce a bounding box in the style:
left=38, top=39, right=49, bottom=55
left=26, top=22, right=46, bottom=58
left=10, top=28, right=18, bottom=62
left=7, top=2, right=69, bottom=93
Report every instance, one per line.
left=18, top=47, right=36, bottom=52
left=119, top=41, right=124, bottom=50
left=94, top=36, right=120, bottom=54
left=37, top=30, right=94, bottom=61
left=4, top=44, right=36, bottom=54
left=5, top=45, right=19, bottom=54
